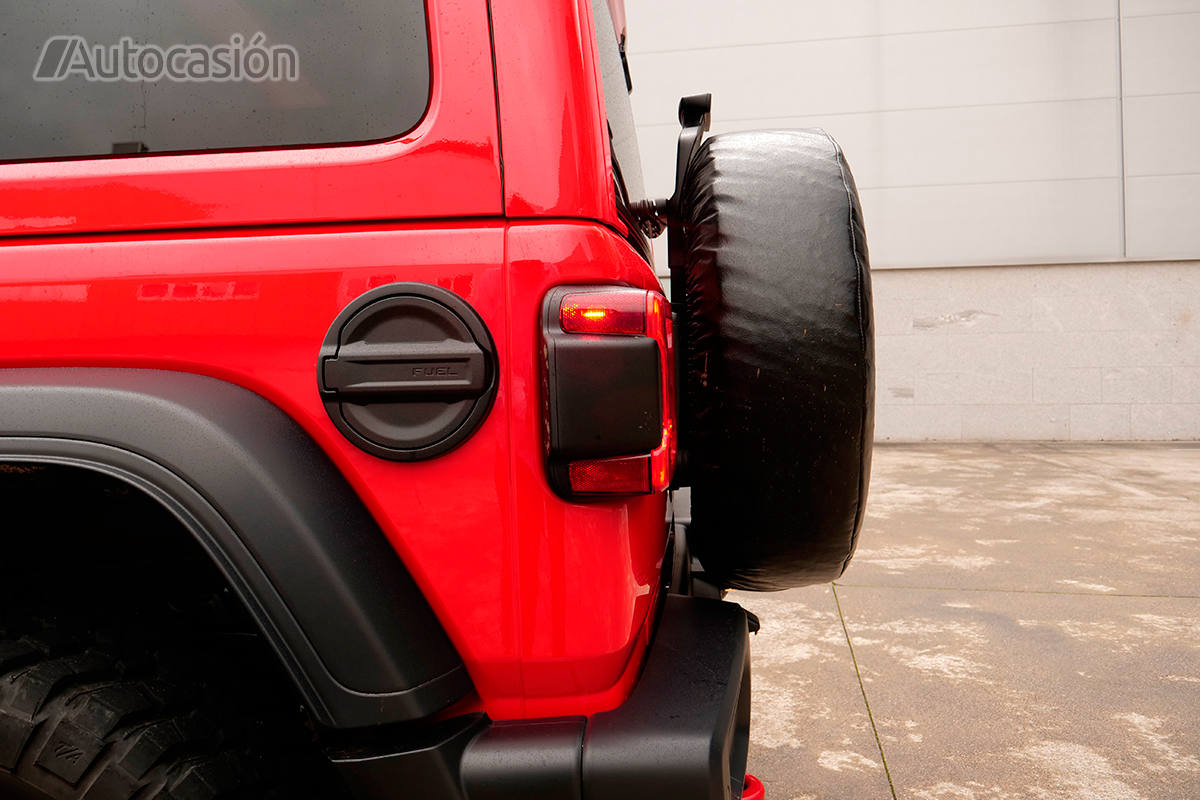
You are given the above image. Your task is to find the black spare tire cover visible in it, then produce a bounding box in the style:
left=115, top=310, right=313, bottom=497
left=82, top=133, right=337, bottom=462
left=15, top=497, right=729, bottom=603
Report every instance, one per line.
left=682, top=129, right=874, bottom=591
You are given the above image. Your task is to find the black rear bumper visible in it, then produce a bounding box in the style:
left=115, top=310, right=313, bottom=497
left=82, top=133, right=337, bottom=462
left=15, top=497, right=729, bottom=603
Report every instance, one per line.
left=330, top=595, right=752, bottom=800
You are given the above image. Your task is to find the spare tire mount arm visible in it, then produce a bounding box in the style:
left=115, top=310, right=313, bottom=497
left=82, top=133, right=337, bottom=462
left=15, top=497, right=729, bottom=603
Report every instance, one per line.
left=632, top=93, right=711, bottom=484
left=631, top=93, right=711, bottom=253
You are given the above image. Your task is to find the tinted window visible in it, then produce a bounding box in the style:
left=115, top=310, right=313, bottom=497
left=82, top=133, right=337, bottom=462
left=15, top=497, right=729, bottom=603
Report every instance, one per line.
left=1, top=0, right=430, bottom=161
left=591, top=0, right=646, bottom=207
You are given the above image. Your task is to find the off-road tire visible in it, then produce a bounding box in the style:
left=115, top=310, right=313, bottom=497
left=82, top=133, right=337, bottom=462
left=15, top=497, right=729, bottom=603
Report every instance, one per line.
left=0, top=625, right=344, bottom=800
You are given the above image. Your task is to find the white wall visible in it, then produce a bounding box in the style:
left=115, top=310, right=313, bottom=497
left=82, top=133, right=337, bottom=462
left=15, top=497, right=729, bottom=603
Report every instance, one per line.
left=625, top=0, right=1200, bottom=439
left=1122, top=2, right=1200, bottom=258
left=626, top=0, right=1200, bottom=268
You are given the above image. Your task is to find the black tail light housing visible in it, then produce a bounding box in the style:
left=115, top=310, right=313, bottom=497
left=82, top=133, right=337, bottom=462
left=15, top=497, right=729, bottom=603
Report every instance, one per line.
left=542, top=286, right=676, bottom=498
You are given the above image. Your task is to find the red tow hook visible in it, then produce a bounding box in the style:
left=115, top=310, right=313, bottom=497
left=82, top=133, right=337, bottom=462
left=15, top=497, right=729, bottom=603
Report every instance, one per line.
left=742, top=774, right=765, bottom=800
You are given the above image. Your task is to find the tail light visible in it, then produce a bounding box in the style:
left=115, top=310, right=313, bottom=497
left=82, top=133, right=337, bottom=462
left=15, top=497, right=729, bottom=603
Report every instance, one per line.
left=542, top=286, right=677, bottom=498
left=560, top=291, right=646, bottom=335
left=646, top=293, right=677, bottom=492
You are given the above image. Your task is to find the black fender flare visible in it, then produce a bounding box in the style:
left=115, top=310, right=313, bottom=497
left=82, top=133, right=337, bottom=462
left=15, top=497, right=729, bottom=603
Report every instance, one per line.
left=0, top=368, right=471, bottom=729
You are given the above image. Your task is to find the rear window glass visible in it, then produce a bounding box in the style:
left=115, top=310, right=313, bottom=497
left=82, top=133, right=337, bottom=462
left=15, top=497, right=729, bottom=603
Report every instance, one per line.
left=1, top=1, right=430, bottom=162
left=591, top=0, right=646, bottom=206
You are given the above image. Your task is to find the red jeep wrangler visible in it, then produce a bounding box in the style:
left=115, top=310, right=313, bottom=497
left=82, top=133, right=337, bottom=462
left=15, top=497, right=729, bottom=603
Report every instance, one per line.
left=0, top=1, right=874, bottom=798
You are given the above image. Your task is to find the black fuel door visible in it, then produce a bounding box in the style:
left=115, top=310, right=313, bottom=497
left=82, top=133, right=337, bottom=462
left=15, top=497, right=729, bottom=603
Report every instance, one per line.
left=318, top=283, right=498, bottom=461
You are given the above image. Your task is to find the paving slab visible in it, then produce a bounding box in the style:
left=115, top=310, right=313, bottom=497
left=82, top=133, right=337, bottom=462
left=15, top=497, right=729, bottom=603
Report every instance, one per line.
left=835, top=586, right=1200, bottom=800
left=846, top=443, right=1200, bottom=596
left=737, top=585, right=894, bottom=800
left=733, top=444, right=1200, bottom=799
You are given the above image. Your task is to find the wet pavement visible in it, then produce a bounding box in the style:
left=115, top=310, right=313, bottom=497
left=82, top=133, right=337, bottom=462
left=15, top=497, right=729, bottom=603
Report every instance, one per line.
left=738, top=443, right=1200, bottom=800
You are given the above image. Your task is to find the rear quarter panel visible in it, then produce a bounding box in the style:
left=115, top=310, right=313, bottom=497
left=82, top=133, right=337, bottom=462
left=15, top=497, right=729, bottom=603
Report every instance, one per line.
left=0, top=0, right=665, bottom=720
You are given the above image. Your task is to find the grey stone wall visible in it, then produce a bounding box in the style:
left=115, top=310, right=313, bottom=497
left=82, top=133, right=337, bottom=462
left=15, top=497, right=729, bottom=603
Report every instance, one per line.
left=873, top=261, right=1200, bottom=440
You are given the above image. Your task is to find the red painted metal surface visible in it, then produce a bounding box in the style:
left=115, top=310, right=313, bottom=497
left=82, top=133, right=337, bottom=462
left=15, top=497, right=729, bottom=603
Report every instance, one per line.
left=489, top=0, right=625, bottom=232
left=0, top=0, right=502, bottom=236
left=499, top=221, right=666, bottom=717
left=0, top=221, right=665, bottom=719
left=0, top=0, right=666, bottom=721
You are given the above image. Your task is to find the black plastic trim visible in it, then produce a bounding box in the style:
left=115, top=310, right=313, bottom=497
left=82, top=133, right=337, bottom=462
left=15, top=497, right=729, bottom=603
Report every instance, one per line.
left=330, top=594, right=750, bottom=800
left=582, top=595, right=751, bottom=800
left=318, top=283, right=499, bottom=461
left=329, top=714, right=489, bottom=800
left=0, top=368, right=471, bottom=729
left=462, top=717, right=586, bottom=799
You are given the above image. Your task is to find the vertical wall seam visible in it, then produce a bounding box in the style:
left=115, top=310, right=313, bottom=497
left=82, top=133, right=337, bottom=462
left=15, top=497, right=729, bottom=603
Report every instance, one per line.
left=1116, top=0, right=1129, bottom=259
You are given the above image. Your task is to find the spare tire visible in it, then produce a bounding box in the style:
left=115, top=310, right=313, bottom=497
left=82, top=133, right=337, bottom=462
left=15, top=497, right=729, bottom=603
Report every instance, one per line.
left=681, top=129, right=874, bottom=591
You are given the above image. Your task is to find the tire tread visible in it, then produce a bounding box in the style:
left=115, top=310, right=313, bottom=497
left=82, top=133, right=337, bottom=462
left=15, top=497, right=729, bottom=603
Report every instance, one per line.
left=0, top=628, right=328, bottom=800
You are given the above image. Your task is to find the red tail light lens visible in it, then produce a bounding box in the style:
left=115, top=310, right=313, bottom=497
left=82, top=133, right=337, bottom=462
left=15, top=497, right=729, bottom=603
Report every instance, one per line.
left=646, top=293, right=677, bottom=492
left=560, top=291, right=646, bottom=335
left=569, top=455, right=651, bottom=493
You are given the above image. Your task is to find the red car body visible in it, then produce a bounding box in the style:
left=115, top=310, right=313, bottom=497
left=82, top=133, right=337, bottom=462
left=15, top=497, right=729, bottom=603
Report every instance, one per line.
left=0, top=0, right=666, bottom=723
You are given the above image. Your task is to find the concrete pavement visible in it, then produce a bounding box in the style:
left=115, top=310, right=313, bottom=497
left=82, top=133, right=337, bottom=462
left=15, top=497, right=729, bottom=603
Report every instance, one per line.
left=739, top=443, right=1200, bottom=800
